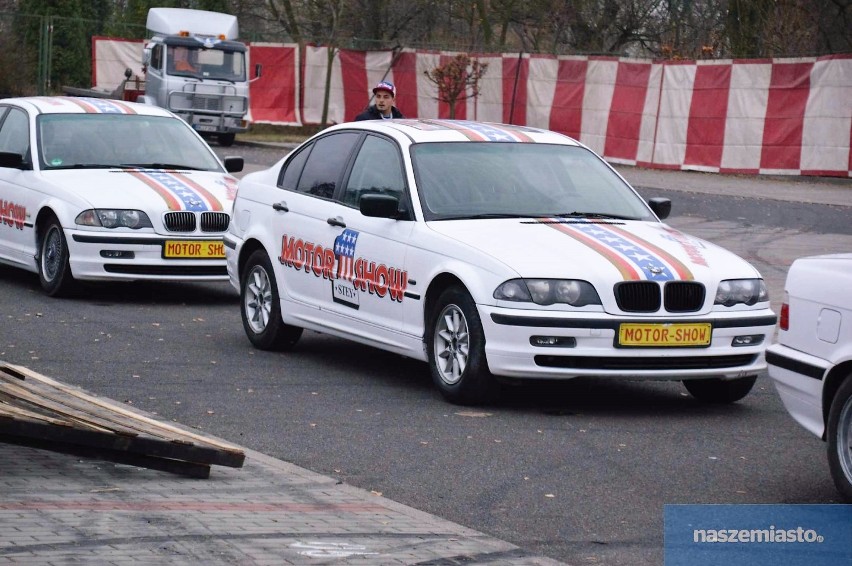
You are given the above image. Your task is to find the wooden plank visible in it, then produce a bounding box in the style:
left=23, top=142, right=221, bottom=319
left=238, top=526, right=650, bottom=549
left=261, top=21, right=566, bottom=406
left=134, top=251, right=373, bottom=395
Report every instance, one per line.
left=0, top=433, right=211, bottom=479
left=0, top=409, right=243, bottom=468
left=0, top=379, right=137, bottom=435
left=0, top=402, right=74, bottom=426
left=1, top=363, right=244, bottom=457
left=0, top=362, right=245, bottom=471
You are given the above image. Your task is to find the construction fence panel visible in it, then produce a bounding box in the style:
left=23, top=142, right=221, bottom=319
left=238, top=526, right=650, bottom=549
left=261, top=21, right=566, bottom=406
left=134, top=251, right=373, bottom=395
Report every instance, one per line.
left=90, top=39, right=852, bottom=178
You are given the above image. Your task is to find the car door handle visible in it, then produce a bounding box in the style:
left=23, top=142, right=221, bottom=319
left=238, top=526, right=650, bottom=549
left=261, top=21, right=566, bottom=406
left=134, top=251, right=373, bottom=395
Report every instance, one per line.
left=327, top=216, right=346, bottom=228
left=272, top=201, right=289, bottom=212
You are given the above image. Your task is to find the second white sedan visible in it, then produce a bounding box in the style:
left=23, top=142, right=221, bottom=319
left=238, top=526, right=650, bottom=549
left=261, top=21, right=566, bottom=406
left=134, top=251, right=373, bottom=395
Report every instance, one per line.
left=0, top=96, right=243, bottom=296
left=225, top=119, right=776, bottom=405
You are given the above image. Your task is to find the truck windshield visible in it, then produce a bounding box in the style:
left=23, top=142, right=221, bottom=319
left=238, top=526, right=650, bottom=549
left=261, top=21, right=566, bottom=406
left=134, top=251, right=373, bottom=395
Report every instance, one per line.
left=37, top=113, right=224, bottom=172
left=167, top=45, right=246, bottom=82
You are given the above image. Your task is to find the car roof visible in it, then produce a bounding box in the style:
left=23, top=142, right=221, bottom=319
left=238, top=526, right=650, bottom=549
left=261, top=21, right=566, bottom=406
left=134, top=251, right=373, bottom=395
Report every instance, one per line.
left=327, top=119, right=582, bottom=146
left=0, top=96, right=175, bottom=118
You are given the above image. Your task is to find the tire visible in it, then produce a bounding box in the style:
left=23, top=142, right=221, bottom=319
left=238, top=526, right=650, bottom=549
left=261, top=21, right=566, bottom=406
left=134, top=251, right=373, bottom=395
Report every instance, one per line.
left=827, top=376, right=852, bottom=502
left=240, top=250, right=302, bottom=351
left=218, top=133, right=236, bottom=147
left=38, top=216, right=75, bottom=297
left=682, top=375, right=756, bottom=404
left=426, top=286, right=498, bottom=405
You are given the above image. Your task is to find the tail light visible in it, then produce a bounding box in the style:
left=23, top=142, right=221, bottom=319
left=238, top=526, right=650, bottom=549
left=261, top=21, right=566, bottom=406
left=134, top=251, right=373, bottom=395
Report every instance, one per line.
left=779, top=292, right=789, bottom=331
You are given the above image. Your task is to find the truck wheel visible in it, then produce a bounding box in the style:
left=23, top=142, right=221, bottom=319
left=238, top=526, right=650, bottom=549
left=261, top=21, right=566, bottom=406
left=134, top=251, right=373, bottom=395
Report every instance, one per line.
left=240, top=250, right=302, bottom=351
left=218, top=133, right=236, bottom=147
left=682, top=375, right=756, bottom=403
left=827, top=375, right=852, bottom=502
left=426, top=285, right=498, bottom=405
left=38, top=215, right=76, bottom=297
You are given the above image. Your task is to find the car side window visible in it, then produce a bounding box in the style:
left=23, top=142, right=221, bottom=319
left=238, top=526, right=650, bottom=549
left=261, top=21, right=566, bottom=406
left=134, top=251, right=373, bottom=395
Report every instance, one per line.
left=342, top=135, right=406, bottom=208
left=0, top=108, right=30, bottom=158
left=278, top=143, right=312, bottom=191
left=295, top=132, right=359, bottom=199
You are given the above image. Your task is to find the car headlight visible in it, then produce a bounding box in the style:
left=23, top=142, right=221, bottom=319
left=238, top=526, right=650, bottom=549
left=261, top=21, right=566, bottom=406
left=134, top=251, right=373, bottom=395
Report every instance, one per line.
left=76, top=209, right=153, bottom=229
left=714, top=278, right=768, bottom=306
left=494, top=279, right=601, bottom=306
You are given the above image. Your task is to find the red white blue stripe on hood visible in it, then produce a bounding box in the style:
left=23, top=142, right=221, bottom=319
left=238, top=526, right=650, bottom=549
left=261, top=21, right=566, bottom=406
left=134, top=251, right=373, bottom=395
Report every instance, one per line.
left=129, top=170, right=223, bottom=212
left=540, top=219, right=695, bottom=281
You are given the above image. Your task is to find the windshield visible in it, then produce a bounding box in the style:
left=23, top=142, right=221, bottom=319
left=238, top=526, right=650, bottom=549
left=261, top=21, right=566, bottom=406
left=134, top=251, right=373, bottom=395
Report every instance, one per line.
left=37, top=114, right=224, bottom=172
left=411, top=143, right=654, bottom=221
left=167, top=45, right=246, bottom=81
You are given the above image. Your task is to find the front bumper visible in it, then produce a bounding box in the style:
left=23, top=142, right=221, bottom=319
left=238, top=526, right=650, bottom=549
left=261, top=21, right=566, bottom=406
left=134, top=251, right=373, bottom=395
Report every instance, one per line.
left=480, top=304, right=776, bottom=381
left=766, top=343, right=830, bottom=439
left=69, top=231, right=228, bottom=281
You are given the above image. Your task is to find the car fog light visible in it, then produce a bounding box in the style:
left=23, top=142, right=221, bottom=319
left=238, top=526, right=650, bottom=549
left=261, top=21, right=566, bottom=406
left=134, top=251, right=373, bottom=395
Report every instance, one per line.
left=732, top=335, right=763, bottom=347
left=100, top=250, right=135, bottom=259
left=530, top=336, right=576, bottom=348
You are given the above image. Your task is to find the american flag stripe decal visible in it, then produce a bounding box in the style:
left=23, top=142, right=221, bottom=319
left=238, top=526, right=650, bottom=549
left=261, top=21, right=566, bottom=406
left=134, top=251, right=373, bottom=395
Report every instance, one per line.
left=333, top=229, right=359, bottom=281
left=544, top=221, right=641, bottom=280
left=541, top=219, right=694, bottom=281
left=172, top=172, right=223, bottom=211
left=603, top=223, right=694, bottom=280
left=129, top=171, right=216, bottom=212
left=128, top=171, right=182, bottom=210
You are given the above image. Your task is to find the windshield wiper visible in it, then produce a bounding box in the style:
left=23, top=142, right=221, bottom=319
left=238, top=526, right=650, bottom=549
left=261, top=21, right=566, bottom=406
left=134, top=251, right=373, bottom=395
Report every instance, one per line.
left=120, top=163, right=203, bottom=171
left=438, top=212, right=548, bottom=220
left=554, top=211, right=638, bottom=220
left=48, top=164, right=125, bottom=170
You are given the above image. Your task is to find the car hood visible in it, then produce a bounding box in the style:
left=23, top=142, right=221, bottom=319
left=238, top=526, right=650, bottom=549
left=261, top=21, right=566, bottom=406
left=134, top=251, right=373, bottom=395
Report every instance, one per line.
left=427, top=218, right=760, bottom=282
left=40, top=169, right=238, bottom=213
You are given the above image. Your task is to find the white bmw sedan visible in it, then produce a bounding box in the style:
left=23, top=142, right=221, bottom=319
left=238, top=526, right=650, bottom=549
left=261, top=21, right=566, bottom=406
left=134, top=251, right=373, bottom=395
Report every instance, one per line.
left=225, top=120, right=776, bottom=405
left=767, top=253, right=852, bottom=501
left=0, top=96, right=243, bottom=296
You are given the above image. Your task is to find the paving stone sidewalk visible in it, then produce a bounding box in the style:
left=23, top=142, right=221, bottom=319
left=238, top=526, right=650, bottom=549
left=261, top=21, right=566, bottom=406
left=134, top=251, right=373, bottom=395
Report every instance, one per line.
left=0, top=442, right=567, bottom=565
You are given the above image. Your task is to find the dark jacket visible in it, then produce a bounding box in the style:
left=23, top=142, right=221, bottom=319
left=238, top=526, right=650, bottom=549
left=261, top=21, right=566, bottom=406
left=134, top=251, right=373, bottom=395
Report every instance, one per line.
left=354, top=105, right=405, bottom=121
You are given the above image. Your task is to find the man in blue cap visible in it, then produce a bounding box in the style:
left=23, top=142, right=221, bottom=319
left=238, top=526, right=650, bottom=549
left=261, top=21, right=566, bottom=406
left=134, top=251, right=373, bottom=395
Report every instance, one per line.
left=355, top=81, right=405, bottom=121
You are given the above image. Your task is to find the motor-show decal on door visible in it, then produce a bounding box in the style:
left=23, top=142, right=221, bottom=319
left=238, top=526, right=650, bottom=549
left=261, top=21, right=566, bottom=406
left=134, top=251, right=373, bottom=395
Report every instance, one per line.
left=278, top=229, right=408, bottom=310
left=1, top=199, right=26, bottom=230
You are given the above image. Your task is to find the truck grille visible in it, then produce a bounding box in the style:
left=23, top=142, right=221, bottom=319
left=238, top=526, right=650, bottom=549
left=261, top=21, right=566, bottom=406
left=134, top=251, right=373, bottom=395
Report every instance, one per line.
left=164, top=211, right=230, bottom=233
left=195, top=95, right=222, bottom=112
left=615, top=281, right=705, bottom=313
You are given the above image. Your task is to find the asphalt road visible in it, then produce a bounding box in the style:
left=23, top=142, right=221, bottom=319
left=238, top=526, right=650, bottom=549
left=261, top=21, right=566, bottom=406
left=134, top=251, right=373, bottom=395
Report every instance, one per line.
left=1, top=144, right=850, bottom=565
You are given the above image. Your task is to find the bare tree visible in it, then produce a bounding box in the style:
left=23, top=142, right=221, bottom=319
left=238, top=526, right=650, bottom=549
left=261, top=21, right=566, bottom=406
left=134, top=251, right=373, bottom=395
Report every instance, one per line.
left=423, top=53, right=488, bottom=119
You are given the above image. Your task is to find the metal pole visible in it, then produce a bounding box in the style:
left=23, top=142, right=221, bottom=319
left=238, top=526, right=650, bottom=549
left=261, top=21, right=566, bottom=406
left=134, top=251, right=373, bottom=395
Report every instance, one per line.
left=508, top=51, right=523, bottom=124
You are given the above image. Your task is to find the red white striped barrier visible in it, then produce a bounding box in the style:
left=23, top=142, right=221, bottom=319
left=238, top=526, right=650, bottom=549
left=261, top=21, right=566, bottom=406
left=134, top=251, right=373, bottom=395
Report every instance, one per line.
left=94, top=39, right=851, bottom=177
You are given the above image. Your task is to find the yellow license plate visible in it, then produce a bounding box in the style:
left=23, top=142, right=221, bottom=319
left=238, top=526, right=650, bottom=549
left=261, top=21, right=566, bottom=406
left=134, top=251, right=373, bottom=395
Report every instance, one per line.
left=163, top=240, right=225, bottom=259
left=618, top=323, right=711, bottom=347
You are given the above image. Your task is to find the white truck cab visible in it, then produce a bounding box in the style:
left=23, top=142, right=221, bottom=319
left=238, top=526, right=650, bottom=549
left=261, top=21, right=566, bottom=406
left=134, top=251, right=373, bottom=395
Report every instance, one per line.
left=139, top=8, right=260, bottom=146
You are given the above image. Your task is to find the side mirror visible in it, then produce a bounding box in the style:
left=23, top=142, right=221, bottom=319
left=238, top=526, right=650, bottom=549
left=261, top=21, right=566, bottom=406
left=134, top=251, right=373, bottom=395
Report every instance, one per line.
left=360, top=193, right=399, bottom=219
left=223, top=156, right=244, bottom=173
left=648, top=197, right=671, bottom=220
left=0, top=152, right=25, bottom=170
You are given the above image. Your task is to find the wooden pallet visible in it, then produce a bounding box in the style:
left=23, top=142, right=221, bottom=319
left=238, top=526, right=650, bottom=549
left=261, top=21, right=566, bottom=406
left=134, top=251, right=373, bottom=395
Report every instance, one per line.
left=0, top=361, right=245, bottom=478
